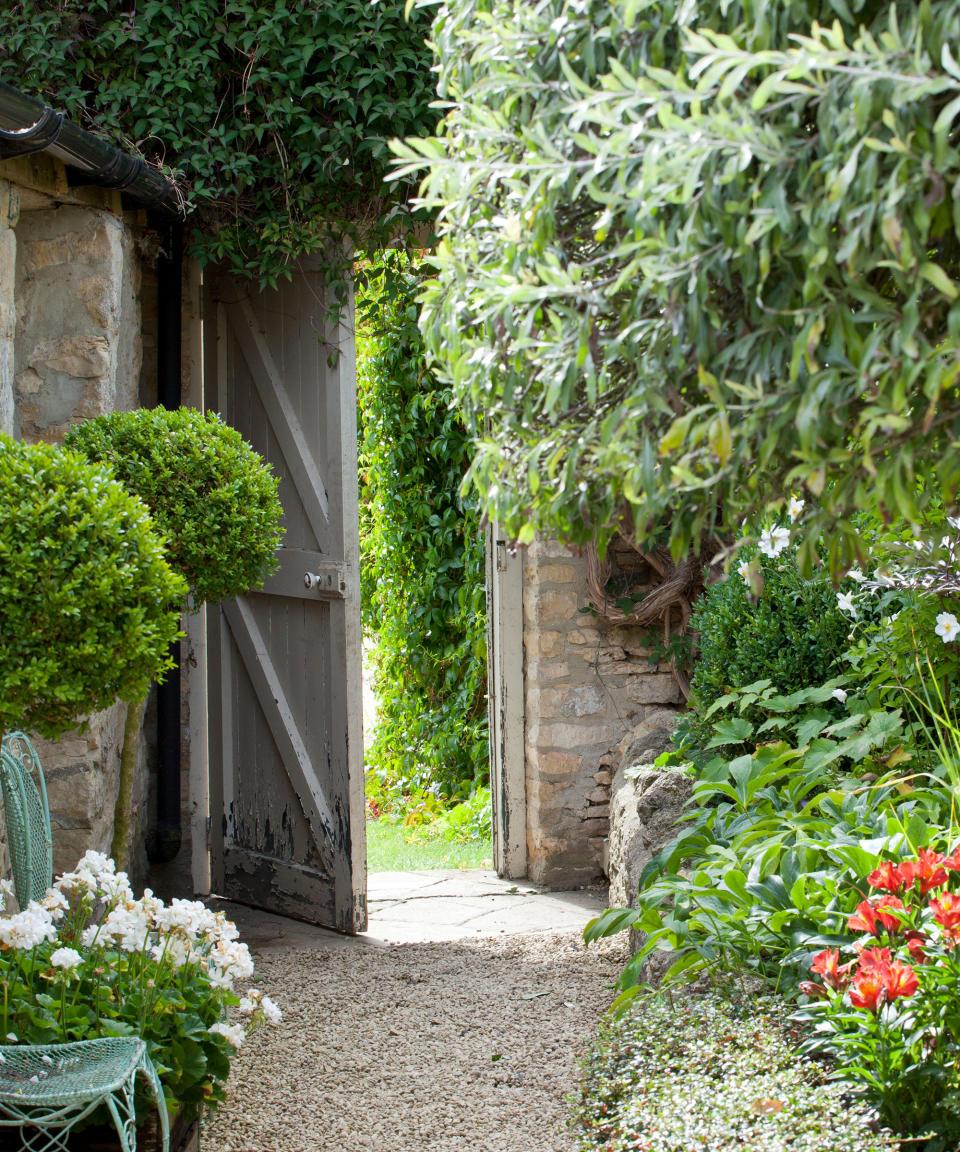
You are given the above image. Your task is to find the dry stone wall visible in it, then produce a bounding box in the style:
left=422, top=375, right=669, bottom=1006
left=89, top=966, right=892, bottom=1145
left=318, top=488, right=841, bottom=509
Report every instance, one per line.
left=523, top=535, right=685, bottom=887
left=3, top=186, right=151, bottom=875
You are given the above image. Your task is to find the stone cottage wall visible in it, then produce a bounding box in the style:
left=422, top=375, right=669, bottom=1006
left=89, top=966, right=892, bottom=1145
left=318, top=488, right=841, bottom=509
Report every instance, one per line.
left=3, top=179, right=151, bottom=878
left=523, top=535, right=685, bottom=887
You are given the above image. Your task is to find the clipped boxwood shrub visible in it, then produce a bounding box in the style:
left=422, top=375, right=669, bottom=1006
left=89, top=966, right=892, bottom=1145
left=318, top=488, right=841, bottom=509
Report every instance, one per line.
left=572, top=991, right=889, bottom=1152
left=685, top=546, right=850, bottom=744
left=66, top=408, right=283, bottom=605
left=0, top=435, right=185, bottom=738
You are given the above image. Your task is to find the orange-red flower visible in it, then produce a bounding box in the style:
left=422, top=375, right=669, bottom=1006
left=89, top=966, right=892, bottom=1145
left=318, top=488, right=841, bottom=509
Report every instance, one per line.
left=931, top=891, right=960, bottom=930
left=905, top=931, right=927, bottom=963
left=848, top=950, right=918, bottom=1011
left=914, top=848, right=949, bottom=894
left=868, top=860, right=906, bottom=894
left=848, top=897, right=905, bottom=936
left=810, top=948, right=854, bottom=991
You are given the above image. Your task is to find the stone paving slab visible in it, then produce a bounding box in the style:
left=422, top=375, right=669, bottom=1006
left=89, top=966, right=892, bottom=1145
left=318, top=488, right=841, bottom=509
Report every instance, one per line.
left=212, top=869, right=607, bottom=952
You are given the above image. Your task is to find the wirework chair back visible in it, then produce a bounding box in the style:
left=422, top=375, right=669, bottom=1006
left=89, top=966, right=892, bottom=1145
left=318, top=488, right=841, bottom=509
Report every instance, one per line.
left=0, top=732, right=53, bottom=909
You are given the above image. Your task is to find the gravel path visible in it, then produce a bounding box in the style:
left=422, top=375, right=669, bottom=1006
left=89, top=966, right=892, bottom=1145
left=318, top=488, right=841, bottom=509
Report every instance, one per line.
left=203, top=930, right=627, bottom=1152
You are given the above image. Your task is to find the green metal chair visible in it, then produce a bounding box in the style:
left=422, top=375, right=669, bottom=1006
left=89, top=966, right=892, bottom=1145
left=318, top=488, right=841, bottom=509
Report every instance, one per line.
left=0, top=732, right=53, bottom=909
left=0, top=733, right=169, bottom=1152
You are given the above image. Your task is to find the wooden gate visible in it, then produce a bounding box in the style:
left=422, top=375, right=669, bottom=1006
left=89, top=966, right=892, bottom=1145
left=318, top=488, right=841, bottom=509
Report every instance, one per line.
left=203, top=261, right=366, bottom=933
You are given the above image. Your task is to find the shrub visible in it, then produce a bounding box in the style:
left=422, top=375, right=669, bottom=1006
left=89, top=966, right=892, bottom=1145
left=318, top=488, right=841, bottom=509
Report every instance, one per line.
left=0, top=435, right=184, bottom=738
left=65, top=408, right=283, bottom=606
left=357, top=253, right=488, bottom=804
left=572, top=990, right=889, bottom=1152
left=684, top=543, right=851, bottom=744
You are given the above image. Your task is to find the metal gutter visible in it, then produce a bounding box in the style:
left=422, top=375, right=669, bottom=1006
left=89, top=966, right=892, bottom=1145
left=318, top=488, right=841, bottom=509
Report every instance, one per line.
left=0, top=79, right=178, bottom=212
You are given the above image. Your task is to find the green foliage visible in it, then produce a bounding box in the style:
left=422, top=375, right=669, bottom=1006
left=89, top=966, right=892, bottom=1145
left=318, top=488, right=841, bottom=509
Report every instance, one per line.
left=0, top=435, right=184, bottom=738
left=358, top=252, right=488, bottom=802
left=365, top=815, right=492, bottom=872
left=65, top=408, right=282, bottom=606
left=398, top=0, right=960, bottom=568
left=572, top=990, right=890, bottom=1152
left=0, top=0, right=438, bottom=284
left=683, top=544, right=852, bottom=745
left=795, top=850, right=960, bottom=1143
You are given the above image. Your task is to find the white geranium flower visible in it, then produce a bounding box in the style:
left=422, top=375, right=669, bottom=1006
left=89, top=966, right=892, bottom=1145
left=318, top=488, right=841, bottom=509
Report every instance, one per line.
left=831, top=688, right=848, bottom=703
left=758, top=526, right=790, bottom=558
left=260, top=995, right=282, bottom=1025
left=788, top=496, right=804, bottom=522
left=50, top=947, right=82, bottom=970
left=836, top=591, right=857, bottom=616
left=737, top=560, right=750, bottom=585
left=936, top=612, right=960, bottom=643
left=0, top=904, right=56, bottom=949
left=208, top=1021, right=245, bottom=1049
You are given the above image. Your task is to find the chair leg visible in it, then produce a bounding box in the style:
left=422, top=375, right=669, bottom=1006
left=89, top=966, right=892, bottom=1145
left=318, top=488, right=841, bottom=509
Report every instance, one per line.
left=104, top=1072, right=138, bottom=1152
left=138, top=1056, right=170, bottom=1152
left=17, top=1120, right=75, bottom=1152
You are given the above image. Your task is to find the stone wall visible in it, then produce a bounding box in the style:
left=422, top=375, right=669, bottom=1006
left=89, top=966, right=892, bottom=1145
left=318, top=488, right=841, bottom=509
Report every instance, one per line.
left=523, top=535, right=685, bottom=887
left=5, top=190, right=150, bottom=876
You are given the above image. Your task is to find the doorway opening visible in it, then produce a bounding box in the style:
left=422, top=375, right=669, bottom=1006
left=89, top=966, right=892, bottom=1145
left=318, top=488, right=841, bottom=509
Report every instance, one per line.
left=354, top=251, right=499, bottom=877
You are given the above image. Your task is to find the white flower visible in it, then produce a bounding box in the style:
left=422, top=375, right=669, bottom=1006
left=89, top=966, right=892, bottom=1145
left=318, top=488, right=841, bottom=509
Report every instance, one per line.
left=208, top=1021, right=245, bottom=1049
left=737, top=560, right=751, bottom=585
left=788, top=496, right=804, bottom=523
left=49, top=947, right=82, bottom=970
left=831, top=688, right=848, bottom=703
left=936, top=612, right=960, bottom=643
left=0, top=904, right=56, bottom=949
left=40, top=890, right=69, bottom=920
left=260, top=995, right=282, bottom=1025
left=98, top=904, right=150, bottom=952
left=836, top=591, right=857, bottom=617
left=758, top=526, right=790, bottom=558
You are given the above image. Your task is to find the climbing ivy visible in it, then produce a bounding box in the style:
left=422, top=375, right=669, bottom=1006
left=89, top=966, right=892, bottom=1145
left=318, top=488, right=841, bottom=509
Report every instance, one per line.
left=0, top=1, right=437, bottom=285
left=357, top=252, right=488, bottom=806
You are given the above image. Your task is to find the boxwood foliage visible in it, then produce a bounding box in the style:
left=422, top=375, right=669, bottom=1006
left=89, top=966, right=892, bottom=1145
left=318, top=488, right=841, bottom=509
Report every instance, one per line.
left=358, top=252, right=488, bottom=803
left=685, top=544, right=850, bottom=742
left=65, top=408, right=282, bottom=606
left=0, top=435, right=185, bottom=738
left=397, top=0, right=960, bottom=573
left=0, top=0, right=438, bottom=286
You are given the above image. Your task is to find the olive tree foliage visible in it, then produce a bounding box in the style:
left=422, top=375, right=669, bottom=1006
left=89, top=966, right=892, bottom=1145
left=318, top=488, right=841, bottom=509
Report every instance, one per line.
left=395, top=0, right=960, bottom=572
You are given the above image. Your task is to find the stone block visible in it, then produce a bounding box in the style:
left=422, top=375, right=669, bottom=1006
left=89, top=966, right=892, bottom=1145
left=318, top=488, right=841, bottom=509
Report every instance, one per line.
left=626, top=672, right=685, bottom=705
left=585, top=803, right=610, bottom=820
left=567, top=627, right=601, bottom=646
left=607, top=764, right=693, bottom=909
left=586, top=786, right=610, bottom=804
left=534, top=630, right=564, bottom=659
left=593, top=769, right=613, bottom=786
left=525, top=748, right=582, bottom=780
left=527, top=537, right=579, bottom=562
left=532, top=588, right=580, bottom=623
left=528, top=563, right=577, bottom=586
left=536, top=721, right=617, bottom=749
left=536, top=685, right=606, bottom=720
left=618, top=708, right=680, bottom=768
left=537, top=662, right=570, bottom=681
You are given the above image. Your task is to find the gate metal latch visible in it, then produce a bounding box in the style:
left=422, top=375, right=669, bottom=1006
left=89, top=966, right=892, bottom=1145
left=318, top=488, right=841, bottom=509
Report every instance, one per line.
left=304, top=562, right=347, bottom=597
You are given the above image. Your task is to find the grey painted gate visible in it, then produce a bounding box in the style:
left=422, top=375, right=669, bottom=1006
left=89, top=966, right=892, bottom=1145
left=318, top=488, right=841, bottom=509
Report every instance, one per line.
left=204, top=261, right=366, bottom=933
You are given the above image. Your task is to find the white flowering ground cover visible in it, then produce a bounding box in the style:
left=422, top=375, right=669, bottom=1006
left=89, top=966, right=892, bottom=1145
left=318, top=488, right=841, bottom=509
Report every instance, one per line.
left=572, top=991, right=894, bottom=1152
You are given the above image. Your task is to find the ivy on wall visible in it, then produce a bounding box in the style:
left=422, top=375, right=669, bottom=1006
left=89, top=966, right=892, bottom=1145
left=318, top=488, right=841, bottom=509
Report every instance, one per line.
left=0, top=0, right=437, bottom=284
left=357, top=252, right=488, bottom=805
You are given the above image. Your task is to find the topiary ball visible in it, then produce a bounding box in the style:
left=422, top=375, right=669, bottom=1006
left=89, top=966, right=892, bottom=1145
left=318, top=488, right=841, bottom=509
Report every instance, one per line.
left=0, top=435, right=186, bottom=738
left=66, top=408, right=283, bottom=606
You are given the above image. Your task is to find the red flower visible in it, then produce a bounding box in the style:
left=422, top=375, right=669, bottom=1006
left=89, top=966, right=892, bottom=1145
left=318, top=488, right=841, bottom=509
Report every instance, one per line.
left=931, top=891, right=960, bottom=931
left=849, top=967, right=886, bottom=1012
left=868, top=860, right=906, bottom=894
left=914, top=848, right=949, bottom=894
left=798, top=981, right=830, bottom=1000
left=942, top=846, right=960, bottom=872
left=848, top=950, right=918, bottom=1011
left=848, top=897, right=905, bottom=936
left=810, top=948, right=854, bottom=991
left=905, top=931, right=927, bottom=963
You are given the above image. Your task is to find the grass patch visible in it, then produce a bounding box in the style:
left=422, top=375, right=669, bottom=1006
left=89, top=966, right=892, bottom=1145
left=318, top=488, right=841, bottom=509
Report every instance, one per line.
left=366, top=816, right=493, bottom=872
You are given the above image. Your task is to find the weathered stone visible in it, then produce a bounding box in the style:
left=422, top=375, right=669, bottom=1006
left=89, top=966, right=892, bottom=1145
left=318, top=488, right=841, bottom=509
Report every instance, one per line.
left=537, top=662, right=570, bottom=681
left=525, top=748, right=582, bottom=779
left=567, top=627, right=601, bottom=645
left=527, top=536, right=579, bottom=562
left=607, top=764, right=693, bottom=910
left=625, top=672, right=685, bottom=705
left=534, top=588, right=580, bottom=623
left=586, top=786, right=609, bottom=804
left=527, top=563, right=577, bottom=586
left=534, top=630, right=564, bottom=659
left=618, top=708, right=680, bottom=768
left=536, top=685, right=606, bottom=719
left=593, top=769, right=613, bottom=786
left=537, top=722, right=617, bottom=749
left=585, top=803, right=610, bottom=820
left=597, top=646, right=626, bottom=663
